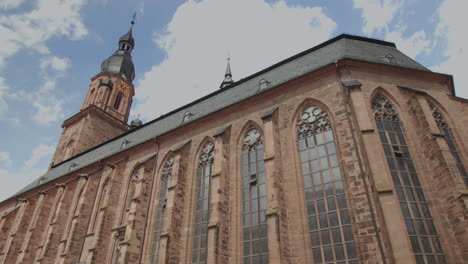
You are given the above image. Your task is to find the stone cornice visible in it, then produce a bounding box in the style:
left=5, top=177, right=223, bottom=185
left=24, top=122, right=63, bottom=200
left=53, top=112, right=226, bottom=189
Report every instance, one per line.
left=62, top=105, right=129, bottom=131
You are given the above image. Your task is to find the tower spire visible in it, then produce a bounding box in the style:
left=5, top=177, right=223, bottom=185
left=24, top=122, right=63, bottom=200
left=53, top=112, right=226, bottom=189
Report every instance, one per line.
left=220, top=57, right=234, bottom=89
left=100, top=13, right=136, bottom=82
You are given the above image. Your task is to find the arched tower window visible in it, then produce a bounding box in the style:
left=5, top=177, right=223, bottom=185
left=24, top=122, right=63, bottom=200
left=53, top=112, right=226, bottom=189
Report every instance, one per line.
left=191, top=141, right=214, bottom=264
left=241, top=126, right=268, bottom=264
left=296, top=105, right=357, bottom=263
left=114, top=93, right=123, bottom=110
left=372, top=94, right=446, bottom=263
left=150, top=154, right=174, bottom=264
left=429, top=103, right=468, bottom=186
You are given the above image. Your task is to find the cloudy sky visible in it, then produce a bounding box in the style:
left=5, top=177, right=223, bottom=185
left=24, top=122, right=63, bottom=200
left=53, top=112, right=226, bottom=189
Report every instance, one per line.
left=0, top=0, right=466, bottom=201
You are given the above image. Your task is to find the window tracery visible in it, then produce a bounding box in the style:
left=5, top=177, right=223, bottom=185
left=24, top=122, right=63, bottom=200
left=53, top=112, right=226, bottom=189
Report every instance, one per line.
left=191, top=141, right=214, bottom=264
left=241, top=126, right=268, bottom=264
left=296, top=105, right=357, bottom=264
left=150, top=154, right=174, bottom=264
left=372, top=94, right=446, bottom=264
left=429, top=103, right=468, bottom=186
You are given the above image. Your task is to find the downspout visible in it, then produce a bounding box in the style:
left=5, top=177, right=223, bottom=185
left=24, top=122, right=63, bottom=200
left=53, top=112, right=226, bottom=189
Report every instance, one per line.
left=334, top=61, right=387, bottom=264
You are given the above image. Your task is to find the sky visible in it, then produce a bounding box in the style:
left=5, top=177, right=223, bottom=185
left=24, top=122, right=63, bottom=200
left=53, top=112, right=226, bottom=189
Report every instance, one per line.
left=0, top=0, right=467, bottom=201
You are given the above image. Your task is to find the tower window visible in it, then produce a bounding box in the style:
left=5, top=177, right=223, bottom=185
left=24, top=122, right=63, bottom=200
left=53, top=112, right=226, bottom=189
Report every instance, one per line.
left=114, top=93, right=123, bottom=110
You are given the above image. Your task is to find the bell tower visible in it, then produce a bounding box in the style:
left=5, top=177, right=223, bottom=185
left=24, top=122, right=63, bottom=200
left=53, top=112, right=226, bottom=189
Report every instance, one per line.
left=51, top=19, right=137, bottom=167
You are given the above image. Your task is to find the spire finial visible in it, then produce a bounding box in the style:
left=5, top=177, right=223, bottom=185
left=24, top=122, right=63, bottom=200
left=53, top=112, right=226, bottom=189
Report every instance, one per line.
left=131, top=12, right=137, bottom=26
left=220, top=55, right=234, bottom=89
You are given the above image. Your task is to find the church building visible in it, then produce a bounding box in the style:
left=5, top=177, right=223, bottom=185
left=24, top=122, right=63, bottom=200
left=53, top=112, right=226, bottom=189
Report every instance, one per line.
left=0, top=21, right=467, bottom=264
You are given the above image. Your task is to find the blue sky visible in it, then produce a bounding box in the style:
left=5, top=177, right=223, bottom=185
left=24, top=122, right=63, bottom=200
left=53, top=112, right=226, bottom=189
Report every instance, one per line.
left=0, top=0, right=466, bottom=201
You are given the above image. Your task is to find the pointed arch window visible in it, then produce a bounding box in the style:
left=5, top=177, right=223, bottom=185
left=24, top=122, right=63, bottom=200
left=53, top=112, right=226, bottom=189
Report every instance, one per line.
left=296, top=105, right=357, bottom=264
left=150, top=154, right=174, bottom=264
left=241, top=127, right=268, bottom=264
left=372, top=94, right=446, bottom=264
left=191, top=142, right=214, bottom=264
left=429, top=103, right=468, bottom=186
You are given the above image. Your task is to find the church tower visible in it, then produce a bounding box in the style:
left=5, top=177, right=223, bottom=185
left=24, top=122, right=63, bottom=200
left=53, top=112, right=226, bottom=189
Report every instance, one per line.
left=50, top=21, right=137, bottom=166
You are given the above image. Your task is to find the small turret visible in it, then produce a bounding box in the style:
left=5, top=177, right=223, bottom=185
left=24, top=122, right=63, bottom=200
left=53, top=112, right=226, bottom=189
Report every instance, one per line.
left=220, top=57, right=234, bottom=89
left=130, top=115, right=143, bottom=128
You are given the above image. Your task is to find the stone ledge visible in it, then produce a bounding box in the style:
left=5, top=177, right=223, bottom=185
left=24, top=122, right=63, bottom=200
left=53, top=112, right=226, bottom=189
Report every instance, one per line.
left=361, top=128, right=374, bottom=133
left=266, top=208, right=279, bottom=216
left=376, top=188, right=393, bottom=193
left=211, top=172, right=221, bottom=178
left=160, top=231, right=170, bottom=238
left=111, top=224, right=127, bottom=232
left=264, top=155, right=274, bottom=161
left=208, top=221, right=218, bottom=229
left=431, top=132, right=445, bottom=137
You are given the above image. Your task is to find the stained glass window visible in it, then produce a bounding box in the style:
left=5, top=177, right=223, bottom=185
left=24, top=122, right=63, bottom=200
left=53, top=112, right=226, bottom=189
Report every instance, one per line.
left=242, top=127, right=268, bottom=264
left=296, top=105, right=357, bottom=264
left=150, top=154, right=174, bottom=264
left=429, top=103, right=468, bottom=186
left=372, top=94, right=446, bottom=264
left=191, top=142, right=214, bottom=264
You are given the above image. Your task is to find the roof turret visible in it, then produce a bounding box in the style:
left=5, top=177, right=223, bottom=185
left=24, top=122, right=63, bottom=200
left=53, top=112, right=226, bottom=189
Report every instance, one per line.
left=220, top=57, right=234, bottom=89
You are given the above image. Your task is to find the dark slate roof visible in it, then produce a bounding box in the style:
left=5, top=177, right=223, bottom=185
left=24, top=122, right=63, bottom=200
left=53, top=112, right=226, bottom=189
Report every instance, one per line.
left=7, top=34, right=433, bottom=200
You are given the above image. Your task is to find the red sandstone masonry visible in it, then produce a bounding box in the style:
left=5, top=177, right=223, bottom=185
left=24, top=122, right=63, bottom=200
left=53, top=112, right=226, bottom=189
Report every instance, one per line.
left=36, top=181, right=77, bottom=263
left=1, top=197, right=37, bottom=264
left=402, top=91, right=466, bottom=263
left=0, top=60, right=467, bottom=264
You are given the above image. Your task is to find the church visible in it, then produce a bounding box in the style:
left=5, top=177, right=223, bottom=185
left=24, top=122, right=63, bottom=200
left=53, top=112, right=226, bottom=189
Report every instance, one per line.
left=0, top=20, right=467, bottom=264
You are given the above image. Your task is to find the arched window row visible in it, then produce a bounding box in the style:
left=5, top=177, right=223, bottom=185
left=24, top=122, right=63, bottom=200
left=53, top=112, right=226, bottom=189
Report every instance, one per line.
left=143, top=96, right=461, bottom=263
left=429, top=103, right=468, bottom=186
left=372, top=93, right=446, bottom=264
left=296, top=105, right=358, bottom=264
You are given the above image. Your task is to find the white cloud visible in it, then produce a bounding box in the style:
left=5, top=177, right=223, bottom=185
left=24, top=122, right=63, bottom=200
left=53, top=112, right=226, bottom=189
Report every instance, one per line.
left=353, top=0, right=402, bottom=35
left=0, top=167, right=48, bottom=201
left=0, top=0, right=26, bottom=10
left=385, top=29, right=431, bottom=59
left=24, top=143, right=55, bottom=168
left=133, top=0, right=336, bottom=120
left=431, top=0, right=468, bottom=99
left=0, top=0, right=88, bottom=68
left=0, top=151, right=12, bottom=168
left=40, top=56, right=70, bottom=72
left=0, top=77, right=8, bottom=116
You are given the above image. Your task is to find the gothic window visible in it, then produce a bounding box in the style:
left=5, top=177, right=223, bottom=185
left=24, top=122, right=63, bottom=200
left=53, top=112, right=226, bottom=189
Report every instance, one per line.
left=372, top=94, right=446, bottom=264
left=150, top=154, right=174, bottom=264
left=114, top=93, right=123, bottom=110
left=191, top=142, right=214, bottom=264
left=296, top=105, right=357, bottom=264
left=429, top=103, right=468, bottom=186
left=241, top=127, right=268, bottom=264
